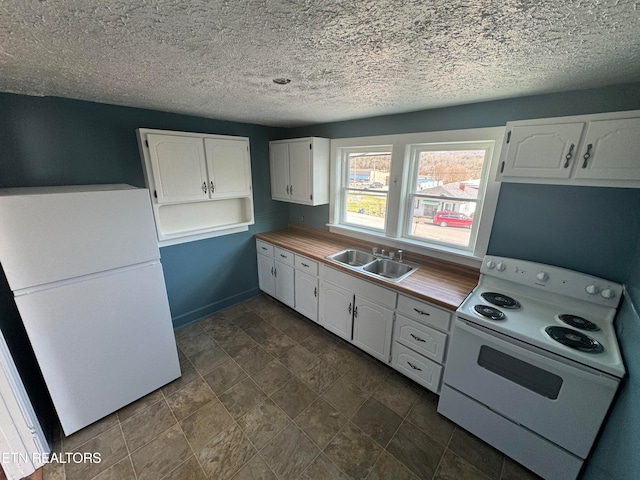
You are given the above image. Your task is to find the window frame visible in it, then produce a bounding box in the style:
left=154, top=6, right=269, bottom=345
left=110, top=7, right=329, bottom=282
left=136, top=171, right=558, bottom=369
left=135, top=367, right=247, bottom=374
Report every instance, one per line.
left=402, top=141, right=497, bottom=253
left=340, top=145, right=393, bottom=233
left=329, top=127, right=505, bottom=266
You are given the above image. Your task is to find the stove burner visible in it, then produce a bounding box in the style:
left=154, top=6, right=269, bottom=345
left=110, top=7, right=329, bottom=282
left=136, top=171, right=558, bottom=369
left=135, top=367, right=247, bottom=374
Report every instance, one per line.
left=545, top=326, right=603, bottom=353
left=559, top=314, right=600, bottom=331
left=481, top=292, right=521, bottom=309
left=474, top=304, right=505, bottom=321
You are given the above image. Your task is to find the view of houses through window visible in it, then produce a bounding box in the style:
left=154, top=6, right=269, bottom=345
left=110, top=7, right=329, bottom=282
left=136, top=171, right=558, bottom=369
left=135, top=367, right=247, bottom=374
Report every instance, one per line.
left=406, top=148, right=489, bottom=247
left=343, top=149, right=392, bottom=230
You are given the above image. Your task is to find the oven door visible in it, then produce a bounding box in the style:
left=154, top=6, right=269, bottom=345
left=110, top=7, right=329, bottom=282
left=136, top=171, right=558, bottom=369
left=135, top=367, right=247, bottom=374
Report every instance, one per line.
left=443, top=319, right=619, bottom=458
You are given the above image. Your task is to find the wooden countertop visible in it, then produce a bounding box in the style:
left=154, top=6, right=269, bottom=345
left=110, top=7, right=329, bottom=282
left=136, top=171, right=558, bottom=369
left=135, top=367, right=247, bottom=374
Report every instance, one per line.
left=255, top=225, right=480, bottom=311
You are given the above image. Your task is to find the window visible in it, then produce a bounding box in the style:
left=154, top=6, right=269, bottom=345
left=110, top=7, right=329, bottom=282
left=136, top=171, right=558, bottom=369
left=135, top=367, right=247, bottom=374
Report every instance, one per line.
left=341, top=146, right=392, bottom=231
left=404, top=143, right=495, bottom=250
left=329, top=128, right=504, bottom=262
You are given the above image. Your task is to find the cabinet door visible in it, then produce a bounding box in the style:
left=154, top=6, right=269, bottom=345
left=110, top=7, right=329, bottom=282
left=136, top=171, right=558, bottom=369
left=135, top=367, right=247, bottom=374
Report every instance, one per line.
left=257, top=254, right=275, bottom=297
left=574, top=117, right=640, bottom=181
left=270, top=142, right=291, bottom=201
left=502, top=123, right=584, bottom=179
left=319, top=281, right=353, bottom=341
left=146, top=134, right=208, bottom=203
left=288, top=140, right=312, bottom=204
left=295, top=270, right=319, bottom=322
left=353, top=297, right=394, bottom=362
left=274, top=260, right=295, bottom=308
left=204, top=138, right=252, bottom=198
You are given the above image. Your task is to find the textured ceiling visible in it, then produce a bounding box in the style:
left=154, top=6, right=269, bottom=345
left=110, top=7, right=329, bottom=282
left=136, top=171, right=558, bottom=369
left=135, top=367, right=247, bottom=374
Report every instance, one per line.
left=1, top=1, right=640, bottom=127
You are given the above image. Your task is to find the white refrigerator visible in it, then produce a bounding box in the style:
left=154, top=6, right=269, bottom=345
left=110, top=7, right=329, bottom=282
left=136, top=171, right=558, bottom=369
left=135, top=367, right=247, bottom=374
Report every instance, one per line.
left=0, top=184, right=180, bottom=435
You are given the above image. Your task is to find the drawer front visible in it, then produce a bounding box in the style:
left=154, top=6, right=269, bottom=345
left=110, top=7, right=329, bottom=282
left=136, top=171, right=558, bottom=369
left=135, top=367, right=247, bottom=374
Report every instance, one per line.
left=396, top=295, right=451, bottom=332
left=274, top=247, right=294, bottom=266
left=256, top=239, right=274, bottom=257
left=295, top=255, right=319, bottom=276
left=322, top=266, right=396, bottom=308
left=395, top=314, right=447, bottom=364
left=392, top=342, right=443, bottom=393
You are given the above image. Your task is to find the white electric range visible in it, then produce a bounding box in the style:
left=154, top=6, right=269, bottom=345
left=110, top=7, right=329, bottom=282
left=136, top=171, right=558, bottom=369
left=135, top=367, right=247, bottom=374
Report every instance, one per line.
left=438, top=255, right=626, bottom=480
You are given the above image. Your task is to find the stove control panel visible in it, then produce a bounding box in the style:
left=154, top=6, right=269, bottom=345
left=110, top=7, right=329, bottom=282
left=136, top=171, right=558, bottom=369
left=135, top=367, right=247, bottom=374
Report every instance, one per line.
left=481, top=256, right=623, bottom=308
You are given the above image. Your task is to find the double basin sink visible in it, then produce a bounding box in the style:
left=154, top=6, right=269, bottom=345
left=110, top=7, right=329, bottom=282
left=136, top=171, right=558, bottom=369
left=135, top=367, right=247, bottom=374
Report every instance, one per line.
left=325, top=248, right=420, bottom=283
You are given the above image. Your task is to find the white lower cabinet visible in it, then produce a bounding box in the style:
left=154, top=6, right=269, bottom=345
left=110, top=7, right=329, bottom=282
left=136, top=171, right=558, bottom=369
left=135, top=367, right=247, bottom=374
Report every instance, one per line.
left=295, top=270, right=319, bottom=322
left=274, top=260, right=294, bottom=308
left=391, top=294, right=452, bottom=393
left=319, top=281, right=354, bottom=340
left=353, top=297, right=394, bottom=362
left=319, top=266, right=397, bottom=362
left=256, top=240, right=294, bottom=308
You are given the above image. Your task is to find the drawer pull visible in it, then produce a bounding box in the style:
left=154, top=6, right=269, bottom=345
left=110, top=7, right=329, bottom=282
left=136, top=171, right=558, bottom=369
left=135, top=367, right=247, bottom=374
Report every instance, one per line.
left=261, top=246, right=268, bottom=251
left=301, top=262, right=310, bottom=267
left=414, top=308, right=430, bottom=316
left=407, top=361, right=422, bottom=371
left=410, top=333, right=426, bottom=343
left=280, top=253, right=287, bottom=258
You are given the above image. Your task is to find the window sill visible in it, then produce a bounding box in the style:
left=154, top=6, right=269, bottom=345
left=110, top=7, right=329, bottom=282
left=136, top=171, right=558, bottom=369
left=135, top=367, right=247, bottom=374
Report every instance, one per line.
left=327, top=224, right=483, bottom=269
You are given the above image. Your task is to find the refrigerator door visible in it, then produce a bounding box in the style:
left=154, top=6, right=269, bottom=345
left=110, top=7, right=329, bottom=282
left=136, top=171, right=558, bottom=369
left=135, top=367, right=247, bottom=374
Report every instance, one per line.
left=0, top=186, right=160, bottom=291
left=14, top=263, right=180, bottom=435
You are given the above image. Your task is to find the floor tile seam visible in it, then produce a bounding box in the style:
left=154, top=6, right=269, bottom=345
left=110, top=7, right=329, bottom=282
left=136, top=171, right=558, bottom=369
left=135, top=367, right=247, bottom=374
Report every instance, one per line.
left=158, top=453, right=207, bottom=480
left=74, top=423, right=131, bottom=480
left=389, top=417, right=446, bottom=479
left=401, top=414, right=452, bottom=450
left=290, top=415, right=354, bottom=480
left=440, top=448, right=494, bottom=480
left=118, top=396, right=168, bottom=430
left=361, top=447, right=389, bottom=480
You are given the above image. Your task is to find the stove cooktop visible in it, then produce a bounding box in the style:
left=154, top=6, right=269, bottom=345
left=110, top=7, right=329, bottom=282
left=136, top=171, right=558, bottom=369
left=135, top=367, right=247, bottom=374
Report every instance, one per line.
left=456, top=257, right=626, bottom=378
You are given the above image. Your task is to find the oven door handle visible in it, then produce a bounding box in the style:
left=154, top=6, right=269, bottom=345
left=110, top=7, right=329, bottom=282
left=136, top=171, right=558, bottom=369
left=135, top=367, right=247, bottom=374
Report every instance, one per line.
left=453, top=319, right=619, bottom=385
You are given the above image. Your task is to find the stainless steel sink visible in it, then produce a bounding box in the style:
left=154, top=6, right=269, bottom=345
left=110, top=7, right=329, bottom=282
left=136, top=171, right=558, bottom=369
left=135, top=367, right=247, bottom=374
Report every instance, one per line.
left=325, top=248, right=419, bottom=282
left=363, top=258, right=415, bottom=280
left=326, top=249, right=376, bottom=266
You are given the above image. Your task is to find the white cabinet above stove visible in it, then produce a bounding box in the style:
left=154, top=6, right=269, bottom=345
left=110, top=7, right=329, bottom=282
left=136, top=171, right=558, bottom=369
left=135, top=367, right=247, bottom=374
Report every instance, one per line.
left=497, top=110, right=640, bottom=188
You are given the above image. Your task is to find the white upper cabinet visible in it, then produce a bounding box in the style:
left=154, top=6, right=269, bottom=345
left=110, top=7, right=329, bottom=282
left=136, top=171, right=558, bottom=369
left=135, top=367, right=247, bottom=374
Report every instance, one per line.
left=147, top=134, right=209, bottom=203
left=573, top=117, right=640, bottom=181
left=269, top=137, right=330, bottom=205
left=497, top=110, right=640, bottom=187
left=137, top=129, right=254, bottom=246
left=501, top=123, right=584, bottom=179
left=204, top=137, right=252, bottom=198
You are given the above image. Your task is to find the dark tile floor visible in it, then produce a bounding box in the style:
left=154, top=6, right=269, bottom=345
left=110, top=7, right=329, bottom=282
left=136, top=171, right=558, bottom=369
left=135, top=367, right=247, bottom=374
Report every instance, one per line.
left=42, top=295, right=541, bottom=480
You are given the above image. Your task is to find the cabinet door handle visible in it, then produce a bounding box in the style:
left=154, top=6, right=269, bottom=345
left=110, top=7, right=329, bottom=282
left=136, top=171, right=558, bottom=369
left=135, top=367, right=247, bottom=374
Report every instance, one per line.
left=314, top=287, right=317, bottom=297
left=301, top=262, right=309, bottom=268
left=290, top=185, right=293, bottom=195
left=210, top=181, right=215, bottom=193
left=354, top=306, right=358, bottom=318
left=414, top=308, right=430, bottom=316
left=348, top=303, right=352, bottom=315
left=202, top=182, right=207, bottom=194
left=286, top=185, right=290, bottom=195
left=274, top=268, right=277, bottom=277
left=270, top=266, right=274, bottom=276
left=564, top=143, right=575, bottom=168
left=407, top=361, right=422, bottom=372
left=410, top=333, right=426, bottom=343
left=582, top=143, right=593, bottom=168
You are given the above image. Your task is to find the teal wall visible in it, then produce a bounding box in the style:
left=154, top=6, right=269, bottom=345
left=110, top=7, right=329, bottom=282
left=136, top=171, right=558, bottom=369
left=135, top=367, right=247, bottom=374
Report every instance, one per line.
left=2, top=83, right=640, bottom=477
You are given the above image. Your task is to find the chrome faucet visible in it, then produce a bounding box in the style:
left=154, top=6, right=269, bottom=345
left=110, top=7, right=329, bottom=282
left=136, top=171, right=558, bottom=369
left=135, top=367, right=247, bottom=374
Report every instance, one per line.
left=373, top=248, right=399, bottom=260
left=397, top=250, right=404, bottom=263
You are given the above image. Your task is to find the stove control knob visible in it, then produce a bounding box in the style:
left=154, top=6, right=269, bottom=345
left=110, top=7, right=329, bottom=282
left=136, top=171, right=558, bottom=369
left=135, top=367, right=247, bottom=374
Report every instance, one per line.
left=536, top=271, right=549, bottom=282
left=601, top=288, right=615, bottom=299
left=496, top=262, right=506, bottom=272
left=485, top=260, right=495, bottom=269
left=585, top=284, right=599, bottom=295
